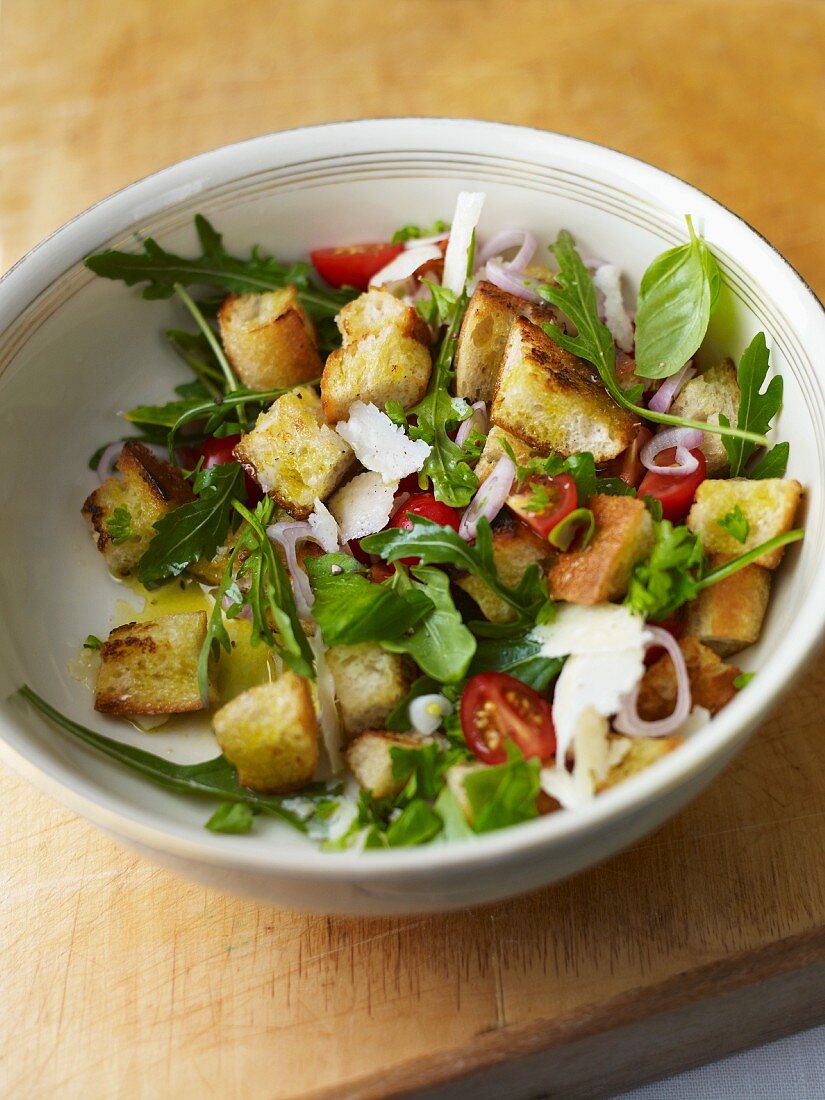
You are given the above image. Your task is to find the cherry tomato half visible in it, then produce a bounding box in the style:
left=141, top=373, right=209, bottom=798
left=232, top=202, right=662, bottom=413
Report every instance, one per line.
left=310, top=242, right=403, bottom=291
left=607, top=425, right=653, bottom=489
left=389, top=493, right=461, bottom=566
left=507, top=473, right=578, bottom=541
left=198, top=435, right=263, bottom=504
left=638, top=446, right=707, bottom=523
left=460, top=672, right=556, bottom=765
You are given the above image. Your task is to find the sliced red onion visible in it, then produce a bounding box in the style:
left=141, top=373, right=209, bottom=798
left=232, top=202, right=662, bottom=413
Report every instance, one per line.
left=409, top=693, right=453, bottom=735
left=458, top=454, right=515, bottom=541
left=647, top=362, right=696, bottom=414
left=485, top=260, right=543, bottom=303
left=221, top=591, right=253, bottom=621
left=403, top=232, right=449, bottom=250
left=614, top=626, right=692, bottom=737
left=369, top=243, right=443, bottom=288
left=477, top=229, right=537, bottom=273
left=640, top=427, right=705, bottom=477
left=266, top=520, right=321, bottom=620
left=455, top=401, right=488, bottom=449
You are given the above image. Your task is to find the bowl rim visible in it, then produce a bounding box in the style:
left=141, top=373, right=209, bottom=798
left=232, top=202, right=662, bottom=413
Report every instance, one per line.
left=1, top=116, right=824, bottom=880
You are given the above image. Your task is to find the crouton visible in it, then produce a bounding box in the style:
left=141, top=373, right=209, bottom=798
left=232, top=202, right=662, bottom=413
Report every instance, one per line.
left=475, top=425, right=543, bottom=483
left=212, top=674, right=318, bottom=793
left=687, top=477, right=802, bottom=569
left=637, top=636, right=739, bottom=721
left=454, top=280, right=556, bottom=404
left=326, top=643, right=414, bottom=738
left=670, top=360, right=740, bottom=475
left=549, top=494, right=654, bottom=605
left=234, top=386, right=354, bottom=517
left=685, top=556, right=771, bottom=656
left=186, top=525, right=244, bottom=586
left=95, top=611, right=213, bottom=715
left=336, top=287, right=431, bottom=346
left=598, top=736, right=682, bottom=790
left=82, top=442, right=194, bottom=577
left=456, top=508, right=554, bottom=623
left=491, top=317, right=637, bottom=462
left=345, top=731, right=429, bottom=798
left=321, top=329, right=432, bottom=422
left=217, top=287, right=322, bottom=391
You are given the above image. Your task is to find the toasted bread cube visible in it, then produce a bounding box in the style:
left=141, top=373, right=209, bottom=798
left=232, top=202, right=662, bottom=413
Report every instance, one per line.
left=686, top=556, right=771, bottom=656
left=637, top=637, right=739, bottom=721
left=491, top=317, right=636, bottom=462
left=82, top=442, right=194, bottom=577
left=336, top=287, right=431, bottom=346
left=687, top=478, right=802, bottom=569
left=95, top=611, right=213, bottom=715
left=549, top=495, right=654, bottom=605
left=475, top=425, right=543, bottom=483
left=321, top=328, right=432, bottom=422
left=455, top=280, right=556, bottom=403
left=456, top=509, right=554, bottom=623
left=234, top=386, right=354, bottom=517
left=598, top=736, right=682, bottom=790
left=212, top=674, right=318, bottom=793
left=345, top=730, right=429, bottom=798
left=217, top=287, right=322, bottom=391
left=670, top=360, right=740, bottom=475
left=326, top=643, right=414, bottom=739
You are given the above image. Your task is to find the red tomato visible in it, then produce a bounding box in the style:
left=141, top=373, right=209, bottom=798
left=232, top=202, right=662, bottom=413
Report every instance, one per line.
left=460, top=672, right=556, bottom=765
left=198, top=435, right=262, bottom=504
left=644, top=618, right=684, bottom=666
left=310, top=242, right=403, bottom=291
left=398, top=471, right=426, bottom=495
left=638, top=447, right=707, bottom=523
left=370, top=563, right=395, bottom=584
left=389, top=493, right=461, bottom=566
left=348, top=538, right=372, bottom=565
left=507, top=474, right=578, bottom=541
left=609, top=425, right=653, bottom=488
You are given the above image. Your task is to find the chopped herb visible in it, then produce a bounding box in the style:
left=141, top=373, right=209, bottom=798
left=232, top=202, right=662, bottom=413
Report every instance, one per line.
left=626, top=520, right=706, bottom=621
left=716, top=505, right=749, bottom=544
left=734, top=672, right=755, bottom=690
left=105, top=505, right=134, bottom=544
left=83, top=635, right=103, bottom=651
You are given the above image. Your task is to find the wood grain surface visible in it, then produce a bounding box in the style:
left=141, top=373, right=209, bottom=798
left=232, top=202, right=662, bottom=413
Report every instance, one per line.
left=2, top=2, right=825, bottom=1097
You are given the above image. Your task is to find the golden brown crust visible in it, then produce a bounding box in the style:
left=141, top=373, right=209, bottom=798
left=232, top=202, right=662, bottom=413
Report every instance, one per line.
left=637, top=637, right=740, bottom=721
left=218, top=288, right=322, bottom=391
left=685, top=556, right=771, bottom=656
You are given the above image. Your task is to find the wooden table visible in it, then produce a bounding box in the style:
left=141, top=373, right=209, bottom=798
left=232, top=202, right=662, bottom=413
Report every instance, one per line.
left=2, top=2, right=824, bottom=1097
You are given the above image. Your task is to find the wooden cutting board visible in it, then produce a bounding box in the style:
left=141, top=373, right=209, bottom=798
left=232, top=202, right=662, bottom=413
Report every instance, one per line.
left=2, top=2, right=825, bottom=1096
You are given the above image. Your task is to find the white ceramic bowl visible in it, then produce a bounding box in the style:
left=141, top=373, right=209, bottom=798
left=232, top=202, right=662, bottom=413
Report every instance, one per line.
left=1, top=119, right=823, bottom=915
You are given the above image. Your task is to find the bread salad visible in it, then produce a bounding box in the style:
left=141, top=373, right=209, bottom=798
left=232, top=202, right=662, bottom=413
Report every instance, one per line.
left=21, top=193, right=804, bottom=847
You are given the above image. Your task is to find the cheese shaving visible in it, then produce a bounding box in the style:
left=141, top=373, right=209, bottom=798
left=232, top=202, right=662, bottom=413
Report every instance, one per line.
left=336, top=401, right=431, bottom=485
left=328, top=472, right=398, bottom=542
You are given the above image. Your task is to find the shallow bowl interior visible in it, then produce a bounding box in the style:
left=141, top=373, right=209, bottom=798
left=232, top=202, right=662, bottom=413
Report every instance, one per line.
left=0, top=120, right=823, bottom=913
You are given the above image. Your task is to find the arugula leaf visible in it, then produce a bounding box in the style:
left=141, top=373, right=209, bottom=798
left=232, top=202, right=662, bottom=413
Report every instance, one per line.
left=537, top=231, right=770, bottom=448
left=634, top=216, right=722, bottom=379
left=386, top=801, right=443, bottom=846
left=626, top=520, right=706, bottom=621
left=18, top=686, right=311, bottom=830
left=721, top=332, right=785, bottom=476
left=390, top=741, right=459, bottom=802
left=362, top=516, right=545, bottom=625
left=392, top=219, right=449, bottom=244
left=198, top=535, right=249, bottom=704
left=716, top=505, right=749, bottom=544
left=206, top=802, right=255, bottom=834
left=468, top=633, right=563, bottom=692
left=304, top=552, right=365, bottom=580
left=503, top=440, right=633, bottom=501
left=309, top=569, right=432, bottom=647
left=433, top=786, right=475, bottom=841
left=164, top=383, right=305, bottom=453
left=83, top=635, right=103, bottom=651
left=749, top=441, right=789, bottom=480
left=137, top=462, right=245, bottom=587
left=84, top=213, right=355, bottom=326
left=463, top=745, right=541, bottom=834
left=382, top=566, right=476, bottom=682
left=105, top=505, right=134, bottom=545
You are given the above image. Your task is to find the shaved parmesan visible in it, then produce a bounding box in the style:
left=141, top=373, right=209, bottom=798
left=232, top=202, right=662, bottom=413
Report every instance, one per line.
left=593, top=264, right=634, bottom=353
left=540, top=715, right=631, bottom=809
left=441, top=191, right=486, bottom=297
left=532, top=603, right=649, bottom=658
left=336, top=401, right=430, bottom=485
left=328, top=472, right=398, bottom=542
left=307, top=499, right=340, bottom=553
left=369, top=244, right=443, bottom=287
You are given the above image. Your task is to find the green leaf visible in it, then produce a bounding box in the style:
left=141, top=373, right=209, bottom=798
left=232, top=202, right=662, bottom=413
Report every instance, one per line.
left=634, top=216, right=721, bottom=379
left=433, top=786, right=475, bottom=841
left=205, top=802, right=255, bottom=834
left=734, top=671, right=755, bottom=690
left=625, top=520, right=706, bottom=621
left=165, top=328, right=225, bottom=391
left=105, top=505, right=134, bottom=545
left=722, top=332, right=785, bottom=476
left=716, top=505, right=749, bottom=544
left=386, top=800, right=443, bottom=847
left=309, top=570, right=433, bottom=647
left=382, top=566, right=476, bottom=683
left=695, top=530, right=804, bottom=590
left=749, top=441, right=789, bottom=480
left=17, top=686, right=311, bottom=830
left=84, top=213, right=356, bottom=327
left=391, top=219, right=449, bottom=244
left=468, top=633, right=563, bottom=691
left=463, top=745, right=541, bottom=834
left=390, top=741, right=456, bottom=802
left=165, top=383, right=306, bottom=453
left=137, top=462, right=245, bottom=587
left=549, top=507, right=595, bottom=551
left=83, top=635, right=103, bottom=651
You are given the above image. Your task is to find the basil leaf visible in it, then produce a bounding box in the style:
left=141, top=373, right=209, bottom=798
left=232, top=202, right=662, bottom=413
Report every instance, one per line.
left=634, top=216, right=721, bottom=379
left=137, top=462, right=245, bottom=587
left=382, top=566, right=476, bottom=682
left=463, top=746, right=541, bottom=834
left=386, top=800, right=443, bottom=847
left=310, top=571, right=433, bottom=646
left=205, top=802, right=255, bottom=834
left=468, top=634, right=563, bottom=692
left=721, top=332, right=785, bottom=476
